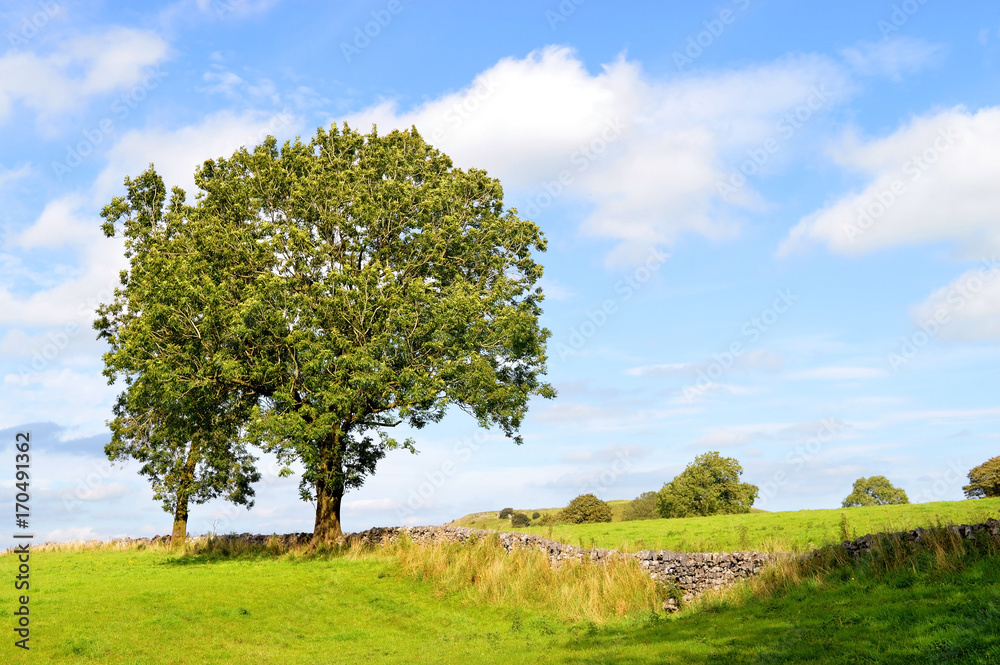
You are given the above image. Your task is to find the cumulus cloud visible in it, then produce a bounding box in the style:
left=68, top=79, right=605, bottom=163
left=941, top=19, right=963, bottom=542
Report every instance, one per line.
left=780, top=106, right=1000, bottom=256
left=342, top=46, right=851, bottom=264
left=0, top=27, right=168, bottom=124
left=910, top=259, right=1000, bottom=342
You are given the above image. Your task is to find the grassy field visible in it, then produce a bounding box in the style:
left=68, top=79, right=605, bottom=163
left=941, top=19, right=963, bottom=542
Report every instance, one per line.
left=449, top=498, right=1000, bottom=553
left=3, top=524, right=1000, bottom=664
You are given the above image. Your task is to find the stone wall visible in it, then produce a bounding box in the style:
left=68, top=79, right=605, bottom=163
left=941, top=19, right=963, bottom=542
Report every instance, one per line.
left=23, top=518, right=999, bottom=611
left=348, top=525, right=779, bottom=609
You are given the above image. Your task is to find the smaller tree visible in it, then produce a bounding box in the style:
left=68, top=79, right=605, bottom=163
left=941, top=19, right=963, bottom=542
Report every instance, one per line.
left=658, top=452, right=758, bottom=518
left=963, top=457, right=1000, bottom=499
left=511, top=512, right=531, bottom=528
left=498, top=507, right=514, bottom=519
left=531, top=511, right=541, bottom=519
left=622, top=491, right=659, bottom=521
left=841, top=476, right=909, bottom=507
left=559, top=494, right=613, bottom=524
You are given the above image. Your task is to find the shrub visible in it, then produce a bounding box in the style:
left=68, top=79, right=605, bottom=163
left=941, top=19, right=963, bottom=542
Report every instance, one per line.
left=657, top=451, right=759, bottom=518
left=511, top=512, right=531, bottom=528
left=498, top=507, right=514, bottom=519
left=622, top=491, right=659, bottom=521
left=532, top=512, right=541, bottom=520
left=841, top=476, right=909, bottom=507
left=964, top=457, right=1000, bottom=499
left=559, top=494, right=613, bottom=524
left=536, top=512, right=561, bottom=526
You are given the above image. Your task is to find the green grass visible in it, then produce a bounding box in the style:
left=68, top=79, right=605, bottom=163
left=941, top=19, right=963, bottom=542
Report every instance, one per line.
left=3, top=524, right=1000, bottom=664
left=451, top=498, right=1000, bottom=553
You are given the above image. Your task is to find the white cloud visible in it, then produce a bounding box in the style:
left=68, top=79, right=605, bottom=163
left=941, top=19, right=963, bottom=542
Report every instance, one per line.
left=94, top=108, right=299, bottom=202
left=0, top=27, right=169, bottom=124
left=343, top=46, right=852, bottom=264
left=841, top=37, right=947, bottom=80
left=911, top=260, right=1000, bottom=341
left=0, top=164, right=30, bottom=187
left=780, top=106, right=1000, bottom=256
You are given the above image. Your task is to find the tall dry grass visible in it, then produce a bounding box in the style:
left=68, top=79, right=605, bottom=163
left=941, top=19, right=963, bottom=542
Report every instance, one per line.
left=362, top=532, right=670, bottom=623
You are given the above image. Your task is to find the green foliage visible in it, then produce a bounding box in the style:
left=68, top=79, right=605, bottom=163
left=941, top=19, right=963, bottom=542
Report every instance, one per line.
left=499, top=507, right=515, bottom=519
left=559, top=494, right=613, bottom=524
left=842, top=476, right=909, bottom=508
left=102, top=123, right=556, bottom=540
left=536, top=512, right=560, bottom=526
left=511, top=512, right=531, bottom=528
left=96, top=169, right=262, bottom=537
left=622, top=491, right=659, bottom=521
left=657, top=452, right=759, bottom=518
left=531, top=511, right=541, bottom=520
left=964, top=457, right=1000, bottom=499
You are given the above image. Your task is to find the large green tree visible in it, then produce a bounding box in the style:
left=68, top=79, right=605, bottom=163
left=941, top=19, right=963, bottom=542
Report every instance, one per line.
left=963, top=457, right=1000, bottom=499
left=96, top=170, right=264, bottom=544
left=657, top=451, right=759, bottom=518
left=841, top=476, right=909, bottom=508
left=105, top=123, right=555, bottom=543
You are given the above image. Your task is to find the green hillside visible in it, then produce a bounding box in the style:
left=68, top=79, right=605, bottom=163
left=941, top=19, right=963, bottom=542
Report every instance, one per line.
left=448, top=498, right=1000, bottom=553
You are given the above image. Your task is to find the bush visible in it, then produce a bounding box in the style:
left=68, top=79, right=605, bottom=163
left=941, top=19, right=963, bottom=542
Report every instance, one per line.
left=536, top=512, right=561, bottom=526
left=532, top=512, right=541, bottom=519
left=498, top=507, right=514, bottom=519
left=658, top=451, right=759, bottom=518
left=511, top=512, right=531, bottom=528
left=842, top=476, right=909, bottom=507
left=964, top=457, right=1000, bottom=498
left=559, top=494, right=613, bottom=524
left=622, top=491, right=659, bottom=521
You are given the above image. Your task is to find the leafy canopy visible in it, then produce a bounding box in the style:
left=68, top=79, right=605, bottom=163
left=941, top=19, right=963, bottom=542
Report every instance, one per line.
left=559, top=494, right=613, bottom=524
left=622, top=491, right=659, bottom=521
left=841, top=476, right=909, bottom=508
left=193, top=123, right=555, bottom=539
left=96, top=169, right=262, bottom=529
left=657, top=451, right=759, bottom=518
left=963, top=457, right=1000, bottom=499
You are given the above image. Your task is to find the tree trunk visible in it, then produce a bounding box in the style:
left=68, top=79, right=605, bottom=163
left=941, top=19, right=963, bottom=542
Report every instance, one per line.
left=313, top=480, right=345, bottom=544
left=171, top=440, right=199, bottom=549
left=312, top=428, right=346, bottom=545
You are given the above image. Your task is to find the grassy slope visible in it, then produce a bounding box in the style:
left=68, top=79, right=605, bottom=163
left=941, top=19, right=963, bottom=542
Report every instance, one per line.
left=449, top=498, right=1000, bottom=553
left=4, top=533, right=1000, bottom=664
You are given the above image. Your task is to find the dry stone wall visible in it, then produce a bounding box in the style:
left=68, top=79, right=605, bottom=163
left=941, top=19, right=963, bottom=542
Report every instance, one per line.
left=348, top=525, right=779, bottom=608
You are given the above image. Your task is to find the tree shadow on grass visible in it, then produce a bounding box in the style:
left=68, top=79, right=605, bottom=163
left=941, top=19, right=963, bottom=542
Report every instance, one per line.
left=552, top=545, right=1000, bottom=665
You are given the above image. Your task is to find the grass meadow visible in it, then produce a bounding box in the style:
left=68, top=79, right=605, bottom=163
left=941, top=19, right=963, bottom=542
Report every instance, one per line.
left=450, top=497, right=1000, bottom=553
left=3, top=500, right=1000, bottom=664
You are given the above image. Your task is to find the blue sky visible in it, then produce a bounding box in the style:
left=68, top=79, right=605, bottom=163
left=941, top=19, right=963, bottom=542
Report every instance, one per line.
left=2, top=0, right=1000, bottom=545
